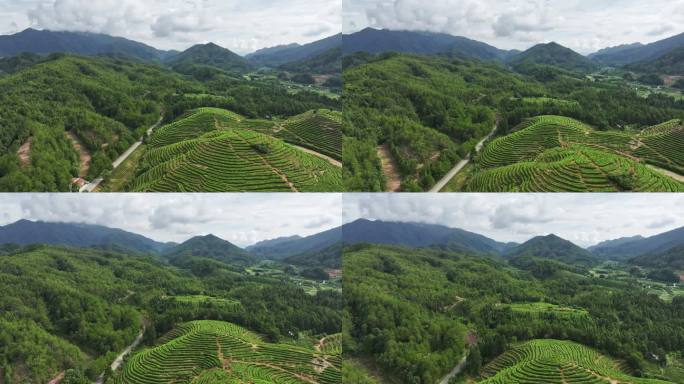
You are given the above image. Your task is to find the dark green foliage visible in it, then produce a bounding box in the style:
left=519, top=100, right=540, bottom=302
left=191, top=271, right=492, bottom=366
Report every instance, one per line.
left=284, top=243, right=342, bottom=269
left=300, top=267, right=330, bottom=281
left=291, top=73, right=316, bottom=84
left=674, top=79, right=684, bottom=89
left=647, top=269, right=680, bottom=283
left=630, top=244, right=684, bottom=271
left=638, top=73, right=665, bottom=86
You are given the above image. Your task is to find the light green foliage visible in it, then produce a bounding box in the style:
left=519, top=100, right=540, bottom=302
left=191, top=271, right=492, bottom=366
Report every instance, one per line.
left=480, top=339, right=671, bottom=384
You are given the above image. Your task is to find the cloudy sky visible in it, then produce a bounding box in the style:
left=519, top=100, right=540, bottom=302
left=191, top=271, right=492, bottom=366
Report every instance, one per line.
left=343, top=0, right=684, bottom=54
left=0, top=194, right=342, bottom=247
left=0, top=0, right=341, bottom=54
left=343, top=194, right=684, bottom=247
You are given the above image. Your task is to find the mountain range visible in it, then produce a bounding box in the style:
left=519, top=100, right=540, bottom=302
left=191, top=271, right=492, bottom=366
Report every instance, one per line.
left=0, top=28, right=341, bottom=75
left=341, top=27, right=684, bottom=75
left=0, top=219, right=681, bottom=272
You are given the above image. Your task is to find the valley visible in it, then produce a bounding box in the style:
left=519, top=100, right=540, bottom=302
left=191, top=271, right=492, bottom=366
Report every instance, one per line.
left=342, top=28, right=684, bottom=192
left=0, top=29, right=341, bottom=192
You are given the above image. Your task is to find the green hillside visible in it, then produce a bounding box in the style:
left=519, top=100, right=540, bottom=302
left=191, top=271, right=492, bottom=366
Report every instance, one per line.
left=480, top=339, right=669, bottom=384
left=344, top=244, right=684, bottom=384
left=0, top=54, right=183, bottom=190
left=113, top=320, right=341, bottom=384
left=343, top=52, right=684, bottom=192
left=464, top=115, right=684, bottom=192
left=130, top=108, right=342, bottom=192
left=505, top=234, right=598, bottom=266
left=0, top=244, right=342, bottom=383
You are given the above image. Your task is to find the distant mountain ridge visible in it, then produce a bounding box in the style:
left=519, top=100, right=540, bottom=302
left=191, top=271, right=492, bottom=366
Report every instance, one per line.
left=590, top=226, right=684, bottom=261
left=246, top=227, right=341, bottom=260
left=590, top=32, right=684, bottom=65
left=0, top=28, right=174, bottom=61
left=342, top=28, right=514, bottom=61
left=247, top=34, right=342, bottom=67
left=0, top=219, right=171, bottom=253
left=341, top=219, right=514, bottom=255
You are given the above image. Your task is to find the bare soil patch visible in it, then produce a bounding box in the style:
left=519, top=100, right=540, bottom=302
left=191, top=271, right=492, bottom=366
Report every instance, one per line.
left=65, top=131, right=91, bottom=177
left=377, top=144, right=401, bottom=192
left=17, top=137, right=32, bottom=166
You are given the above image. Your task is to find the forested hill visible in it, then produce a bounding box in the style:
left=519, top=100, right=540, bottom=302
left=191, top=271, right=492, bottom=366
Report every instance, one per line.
left=507, top=42, right=598, bottom=73
left=0, top=54, right=185, bottom=191
left=344, top=243, right=684, bottom=384
left=165, top=43, right=253, bottom=74
left=162, top=234, right=253, bottom=266
left=504, top=234, right=598, bottom=266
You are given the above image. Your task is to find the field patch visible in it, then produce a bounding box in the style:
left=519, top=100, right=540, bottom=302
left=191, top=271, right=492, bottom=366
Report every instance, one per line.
left=503, top=302, right=589, bottom=318
left=113, top=320, right=341, bottom=384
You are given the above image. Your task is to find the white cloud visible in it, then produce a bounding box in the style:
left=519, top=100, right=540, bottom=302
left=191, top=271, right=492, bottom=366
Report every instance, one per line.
left=344, top=0, right=684, bottom=54
left=344, top=194, right=684, bottom=247
left=0, top=193, right=342, bottom=247
left=2, top=0, right=341, bottom=54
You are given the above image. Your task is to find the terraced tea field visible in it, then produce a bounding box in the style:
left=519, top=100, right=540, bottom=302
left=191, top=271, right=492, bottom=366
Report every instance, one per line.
left=465, top=116, right=684, bottom=192
left=479, top=339, right=672, bottom=384
left=241, top=109, right=342, bottom=161
left=504, top=302, right=589, bottom=318
left=112, top=320, right=341, bottom=384
left=131, top=108, right=342, bottom=192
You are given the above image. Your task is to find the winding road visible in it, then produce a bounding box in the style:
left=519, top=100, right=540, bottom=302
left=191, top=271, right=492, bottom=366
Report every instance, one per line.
left=429, top=124, right=498, bottom=193
left=81, top=113, right=164, bottom=193
left=438, top=354, right=468, bottom=384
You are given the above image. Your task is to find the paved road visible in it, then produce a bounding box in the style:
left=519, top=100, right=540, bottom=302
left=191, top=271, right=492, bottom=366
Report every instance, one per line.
left=429, top=124, right=497, bottom=193
left=290, top=144, right=342, bottom=168
left=93, top=327, right=144, bottom=384
left=438, top=354, right=468, bottom=384
left=647, top=164, right=684, bottom=183
left=81, top=114, right=163, bottom=193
